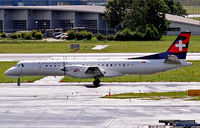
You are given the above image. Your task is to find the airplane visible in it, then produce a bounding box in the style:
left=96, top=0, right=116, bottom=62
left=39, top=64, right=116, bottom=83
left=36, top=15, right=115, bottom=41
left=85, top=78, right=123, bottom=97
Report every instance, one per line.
left=5, top=31, right=192, bottom=87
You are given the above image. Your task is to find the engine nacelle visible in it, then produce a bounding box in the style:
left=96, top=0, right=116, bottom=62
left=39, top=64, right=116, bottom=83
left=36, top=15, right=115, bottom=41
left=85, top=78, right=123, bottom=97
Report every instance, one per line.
left=65, top=66, right=96, bottom=78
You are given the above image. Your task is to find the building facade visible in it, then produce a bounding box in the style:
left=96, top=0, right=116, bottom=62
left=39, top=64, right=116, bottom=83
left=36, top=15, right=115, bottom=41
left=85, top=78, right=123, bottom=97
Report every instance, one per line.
left=166, top=14, right=200, bottom=35
left=0, top=6, right=114, bottom=34
left=0, top=6, right=200, bottom=35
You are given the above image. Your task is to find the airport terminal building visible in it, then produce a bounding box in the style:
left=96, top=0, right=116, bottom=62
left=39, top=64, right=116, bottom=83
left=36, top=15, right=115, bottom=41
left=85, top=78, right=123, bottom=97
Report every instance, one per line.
left=0, top=0, right=108, bottom=6
left=0, top=6, right=114, bottom=35
left=0, top=6, right=200, bottom=35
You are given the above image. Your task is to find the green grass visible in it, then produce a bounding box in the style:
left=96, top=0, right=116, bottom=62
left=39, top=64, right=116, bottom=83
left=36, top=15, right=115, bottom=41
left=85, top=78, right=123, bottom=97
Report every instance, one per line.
left=102, top=91, right=200, bottom=100
left=102, top=92, right=187, bottom=99
left=179, top=0, right=200, bottom=6
left=61, top=61, right=200, bottom=82
left=189, top=17, right=200, bottom=21
left=0, top=62, right=43, bottom=83
left=184, top=6, right=200, bottom=14
left=0, top=35, right=200, bottom=53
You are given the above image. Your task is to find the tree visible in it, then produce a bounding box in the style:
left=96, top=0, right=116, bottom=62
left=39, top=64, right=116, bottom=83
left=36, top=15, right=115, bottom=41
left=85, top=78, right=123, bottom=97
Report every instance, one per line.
left=104, top=0, right=130, bottom=28
left=164, top=0, right=187, bottom=16
left=104, top=0, right=170, bottom=38
left=125, top=0, right=169, bottom=36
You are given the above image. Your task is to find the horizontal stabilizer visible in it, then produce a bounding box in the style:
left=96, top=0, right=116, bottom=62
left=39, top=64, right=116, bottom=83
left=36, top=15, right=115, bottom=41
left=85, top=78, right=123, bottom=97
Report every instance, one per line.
left=164, top=55, right=181, bottom=64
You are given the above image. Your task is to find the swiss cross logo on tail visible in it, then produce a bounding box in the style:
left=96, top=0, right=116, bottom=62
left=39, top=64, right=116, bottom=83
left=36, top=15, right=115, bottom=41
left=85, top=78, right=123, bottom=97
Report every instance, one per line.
left=175, top=40, right=186, bottom=51
left=168, top=32, right=191, bottom=54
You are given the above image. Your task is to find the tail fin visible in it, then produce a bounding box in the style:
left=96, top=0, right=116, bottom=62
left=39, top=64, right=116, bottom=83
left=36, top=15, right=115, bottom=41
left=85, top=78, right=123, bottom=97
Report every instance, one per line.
left=128, top=31, right=191, bottom=60
left=167, top=31, right=191, bottom=59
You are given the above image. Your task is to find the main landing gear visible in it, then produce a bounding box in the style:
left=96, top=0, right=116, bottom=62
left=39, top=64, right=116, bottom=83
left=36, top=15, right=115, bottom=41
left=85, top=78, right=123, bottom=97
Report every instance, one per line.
left=17, top=78, right=21, bottom=86
left=93, top=78, right=101, bottom=87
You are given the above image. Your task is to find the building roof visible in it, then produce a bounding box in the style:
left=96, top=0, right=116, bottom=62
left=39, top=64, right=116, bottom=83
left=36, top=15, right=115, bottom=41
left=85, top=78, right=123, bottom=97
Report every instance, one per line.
left=0, top=5, right=105, bottom=14
left=166, top=14, right=200, bottom=26
left=1, top=5, right=200, bottom=26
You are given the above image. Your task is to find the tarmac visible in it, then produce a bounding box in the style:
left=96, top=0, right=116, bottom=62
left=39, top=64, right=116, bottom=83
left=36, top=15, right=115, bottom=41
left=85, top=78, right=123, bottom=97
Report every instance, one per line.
left=1, top=53, right=200, bottom=127
left=1, top=53, right=200, bottom=61
left=0, top=82, right=200, bottom=128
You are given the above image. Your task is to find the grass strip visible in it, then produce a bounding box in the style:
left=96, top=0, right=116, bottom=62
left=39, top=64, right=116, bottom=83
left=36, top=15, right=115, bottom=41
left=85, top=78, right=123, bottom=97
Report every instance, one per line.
left=0, top=36, right=200, bottom=53
left=184, top=6, right=200, bottom=14
left=189, top=17, right=200, bottom=21
left=102, top=91, right=200, bottom=101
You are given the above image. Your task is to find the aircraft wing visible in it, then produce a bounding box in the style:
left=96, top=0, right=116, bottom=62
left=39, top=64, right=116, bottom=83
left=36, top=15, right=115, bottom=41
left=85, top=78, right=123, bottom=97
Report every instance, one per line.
left=64, top=65, right=122, bottom=78
left=85, top=67, right=104, bottom=77
left=63, top=65, right=105, bottom=78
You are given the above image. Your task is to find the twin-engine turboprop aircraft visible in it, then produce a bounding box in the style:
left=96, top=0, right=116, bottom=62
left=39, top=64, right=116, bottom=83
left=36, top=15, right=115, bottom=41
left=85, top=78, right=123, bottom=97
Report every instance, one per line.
left=5, top=32, right=192, bottom=86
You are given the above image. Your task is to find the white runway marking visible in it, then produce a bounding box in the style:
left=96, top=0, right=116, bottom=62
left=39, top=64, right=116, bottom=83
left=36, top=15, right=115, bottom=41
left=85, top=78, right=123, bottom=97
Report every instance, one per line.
left=92, top=45, right=109, bottom=50
left=33, top=76, right=64, bottom=84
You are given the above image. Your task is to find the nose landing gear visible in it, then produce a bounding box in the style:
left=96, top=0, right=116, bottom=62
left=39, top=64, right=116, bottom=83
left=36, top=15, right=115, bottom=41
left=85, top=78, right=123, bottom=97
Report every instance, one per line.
left=17, top=78, right=21, bottom=86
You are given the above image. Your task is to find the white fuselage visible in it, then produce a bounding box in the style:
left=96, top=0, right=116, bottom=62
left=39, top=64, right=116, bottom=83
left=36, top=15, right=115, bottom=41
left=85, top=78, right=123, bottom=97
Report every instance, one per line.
left=5, top=59, right=191, bottom=78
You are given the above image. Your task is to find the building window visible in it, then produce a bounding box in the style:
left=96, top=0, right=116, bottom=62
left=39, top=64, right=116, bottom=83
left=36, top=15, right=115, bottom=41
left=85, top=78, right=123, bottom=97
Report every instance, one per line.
left=168, top=27, right=181, bottom=31
left=0, top=21, right=2, bottom=33
left=59, top=20, right=74, bottom=31
left=80, top=20, right=97, bottom=33
left=13, top=20, right=26, bottom=31
left=35, top=20, right=50, bottom=29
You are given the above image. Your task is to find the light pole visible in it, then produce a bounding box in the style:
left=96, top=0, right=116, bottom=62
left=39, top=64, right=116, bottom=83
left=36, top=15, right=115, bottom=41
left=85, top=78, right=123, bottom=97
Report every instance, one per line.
left=44, top=22, right=47, bottom=39
left=35, top=21, right=38, bottom=30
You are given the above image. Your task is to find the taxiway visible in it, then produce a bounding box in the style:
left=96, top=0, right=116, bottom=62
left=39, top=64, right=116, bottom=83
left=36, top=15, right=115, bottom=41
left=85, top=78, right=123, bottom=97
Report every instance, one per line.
left=0, top=82, right=200, bottom=128
left=0, top=53, right=200, bottom=61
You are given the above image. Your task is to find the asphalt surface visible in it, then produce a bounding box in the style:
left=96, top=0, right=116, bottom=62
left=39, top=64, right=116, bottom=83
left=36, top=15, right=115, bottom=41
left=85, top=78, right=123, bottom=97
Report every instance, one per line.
left=0, top=53, right=200, bottom=61
left=0, top=82, right=200, bottom=128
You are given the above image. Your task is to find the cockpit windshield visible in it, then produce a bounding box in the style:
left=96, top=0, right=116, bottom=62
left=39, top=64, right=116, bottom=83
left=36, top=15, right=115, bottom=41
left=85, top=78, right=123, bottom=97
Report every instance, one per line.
left=14, top=63, right=24, bottom=67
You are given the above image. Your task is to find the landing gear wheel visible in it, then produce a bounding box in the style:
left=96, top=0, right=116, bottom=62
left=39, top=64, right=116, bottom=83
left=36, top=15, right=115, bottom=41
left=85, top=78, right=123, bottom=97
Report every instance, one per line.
left=93, top=78, right=100, bottom=87
left=17, top=78, right=21, bottom=86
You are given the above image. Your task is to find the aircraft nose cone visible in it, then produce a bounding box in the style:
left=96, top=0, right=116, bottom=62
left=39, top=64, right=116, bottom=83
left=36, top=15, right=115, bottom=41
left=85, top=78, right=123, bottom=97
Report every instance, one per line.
left=4, top=68, right=17, bottom=76
left=4, top=69, right=11, bottom=76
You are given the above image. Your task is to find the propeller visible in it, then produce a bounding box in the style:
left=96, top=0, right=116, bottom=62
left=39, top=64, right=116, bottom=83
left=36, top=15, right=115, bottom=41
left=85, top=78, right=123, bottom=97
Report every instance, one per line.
left=61, top=61, right=67, bottom=76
